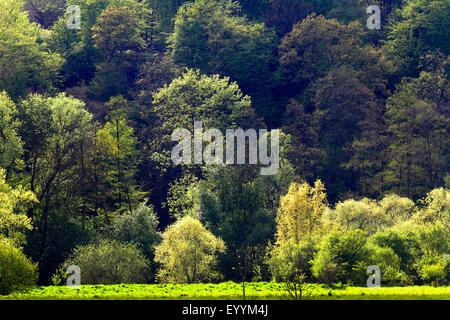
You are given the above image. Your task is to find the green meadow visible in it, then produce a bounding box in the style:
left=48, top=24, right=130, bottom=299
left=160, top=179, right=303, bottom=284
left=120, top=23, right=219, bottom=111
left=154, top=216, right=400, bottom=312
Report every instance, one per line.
left=2, top=283, right=449, bottom=300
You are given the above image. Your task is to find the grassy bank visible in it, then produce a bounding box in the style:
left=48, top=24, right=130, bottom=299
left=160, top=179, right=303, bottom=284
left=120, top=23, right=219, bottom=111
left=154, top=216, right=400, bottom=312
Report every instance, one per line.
left=1, top=282, right=450, bottom=300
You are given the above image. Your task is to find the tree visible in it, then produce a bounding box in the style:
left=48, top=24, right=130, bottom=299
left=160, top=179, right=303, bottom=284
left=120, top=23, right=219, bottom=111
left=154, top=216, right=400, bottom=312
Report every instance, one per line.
left=0, top=238, right=38, bottom=295
left=89, top=6, right=146, bottom=101
left=267, top=238, right=318, bottom=299
left=92, top=95, right=140, bottom=215
left=17, top=93, right=93, bottom=281
left=383, top=70, right=449, bottom=198
left=323, top=198, right=387, bottom=235
left=196, top=165, right=291, bottom=288
left=312, top=67, right=383, bottom=200
left=24, top=0, right=66, bottom=28
left=275, top=180, right=327, bottom=245
left=106, top=201, right=161, bottom=261
left=150, top=68, right=255, bottom=174
left=278, top=14, right=391, bottom=98
left=146, top=0, right=191, bottom=33
left=281, top=100, right=322, bottom=181
left=0, top=92, right=23, bottom=172
left=414, top=188, right=450, bottom=230
left=50, top=0, right=150, bottom=87
left=154, top=215, right=226, bottom=283
left=312, top=230, right=372, bottom=285
left=0, top=169, right=36, bottom=246
left=379, top=194, right=416, bottom=226
left=383, top=0, right=450, bottom=77
left=325, top=0, right=366, bottom=24
left=59, top=239, right=151, bottom=284
left=0, top=0, right=63, bottom=100
left=169, top=0, right=278, bottom=123
left=263, top=0, right=313, bottom=37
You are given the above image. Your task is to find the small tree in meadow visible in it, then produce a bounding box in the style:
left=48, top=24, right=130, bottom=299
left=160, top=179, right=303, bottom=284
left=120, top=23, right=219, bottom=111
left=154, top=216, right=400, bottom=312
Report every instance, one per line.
left=155, top=215, right=226, bottom=283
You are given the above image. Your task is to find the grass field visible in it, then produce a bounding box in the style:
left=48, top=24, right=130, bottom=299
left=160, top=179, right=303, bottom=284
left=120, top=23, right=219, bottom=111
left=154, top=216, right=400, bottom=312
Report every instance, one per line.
left=1, top=282, right=450, bottom=300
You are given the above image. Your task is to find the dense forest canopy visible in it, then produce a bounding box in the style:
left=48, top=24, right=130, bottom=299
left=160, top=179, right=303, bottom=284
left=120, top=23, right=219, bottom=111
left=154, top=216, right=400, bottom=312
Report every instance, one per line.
left=0, top=0, right=448, bottom=288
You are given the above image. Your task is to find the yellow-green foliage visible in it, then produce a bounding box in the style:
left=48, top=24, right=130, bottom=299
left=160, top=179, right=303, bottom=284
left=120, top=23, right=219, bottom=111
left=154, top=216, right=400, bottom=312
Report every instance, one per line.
left=322, top=194, right=419, bottom=236
left=414, top=188, right=450, bottom=230
left=155, top=216, right=226, bottom=284
left=0, top=168, right=36, bottom=245
left=324, top=198, right=385, bottom=235
left=0, top=238, right=38, bottom=295
left=275, top=180, right=327, bottom=244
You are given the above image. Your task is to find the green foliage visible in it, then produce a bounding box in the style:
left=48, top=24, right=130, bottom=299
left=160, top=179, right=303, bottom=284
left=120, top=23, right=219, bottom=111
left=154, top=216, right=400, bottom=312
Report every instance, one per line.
left=369, top=244, right=408, bottom=286
left=89, top=6, right=147, bottom=100
left=275, top=180, right=327, bottom=243
left=0, top=169, right=36, bottom=246
left=267, top=238, right=318, bottom=284
left=414, top=188, right=450, bottom=230
left=384, top=71, right=449, bottom=198
left=312, top=230, right=372, bottom=285
left=419, top=263, right=446, bottom=286
left=155, top=215, right=226, bottom=284
left=92, top=95, right=141, bottom=215
left=150, top=69, right=254, bottom=171
left=279, top=14, right=390, bottom=94
left=416, top=225, right=449, bottom=257
left=264, top=0, right=313, bottom=37
left=60, top=239, right=151, bottom=285
left=169, top=0, right=278, bottom=122
left=194, top=165, right=278, bottom=281
left=0, top=0, right=63, bottom=100
left=16, top=93, right=94, bottom=279
left=106, top=201, right=161, bottom=260
left=323, top=198, right=386, bottom=235
left=384, top=0, right=450, bottom=77
left=370, top=230, right=419, bottom=274
left=0, top=92, right=23, bottom=171
left=153, top=69, right=252, bottom=134
left=0, top=238, right=38, bottom=295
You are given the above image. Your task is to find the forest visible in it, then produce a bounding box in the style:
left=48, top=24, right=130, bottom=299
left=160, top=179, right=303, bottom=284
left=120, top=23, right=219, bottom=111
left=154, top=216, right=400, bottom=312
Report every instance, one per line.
left=0, top=0, right=449, bottom=298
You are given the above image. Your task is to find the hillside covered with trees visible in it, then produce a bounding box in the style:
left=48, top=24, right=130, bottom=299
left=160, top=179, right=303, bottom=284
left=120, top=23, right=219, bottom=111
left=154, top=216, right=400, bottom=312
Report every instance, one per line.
left=0, top=0, right=449, bottom=295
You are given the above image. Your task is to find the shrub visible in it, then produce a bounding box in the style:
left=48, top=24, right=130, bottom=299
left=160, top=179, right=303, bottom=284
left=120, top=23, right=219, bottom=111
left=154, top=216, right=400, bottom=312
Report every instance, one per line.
left=419, top=263, right=446, bottom=286
left=370, top=230, right=419, bottom=274
left=414, top=188, right=449, bottom=230
left=442, top=254, right=450, bottom=283
left=106, top=202, right=162, bottom=260
left=312, top=230, right=372, bottom=285
left=369, top=244, right=408, bottom=286
left=416, top=225, right=449, bottom=257
left=155, top=216, right=226, bottom=283
left=326, top=199, right=386, bottom=235
left=311, top=245, right=339, bottom=286
left=378, top=194, right=416, bottom=226
left=0, top=238, right=37, bottom=295
left=267, top=238, right=318, bottom=284
left=57, top=239, right=151, bottom=285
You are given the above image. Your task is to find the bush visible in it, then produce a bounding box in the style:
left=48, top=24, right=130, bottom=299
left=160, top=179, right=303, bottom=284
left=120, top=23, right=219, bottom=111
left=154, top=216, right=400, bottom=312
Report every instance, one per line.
left=370, top=230, right=419, bottom=274
left=419, top=263, right=446, bottom=286
left=155, top=216, right=226, bottom=284
left=369, top=244, right=408, bottom=286
left=267, top=238, right=318, bottom=283
left=106, top=202, right=162, bottom=260
left=0, top=238, right=37, bottom=295
left=442, top=254, right=450, bottom=283
left=312, top=230, right=372, bottom=285
left=56, top=239, right=151, bottom=285
left=416, top=226, right=449, bottom=257
left=311, top=246, right=339, bottom=286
